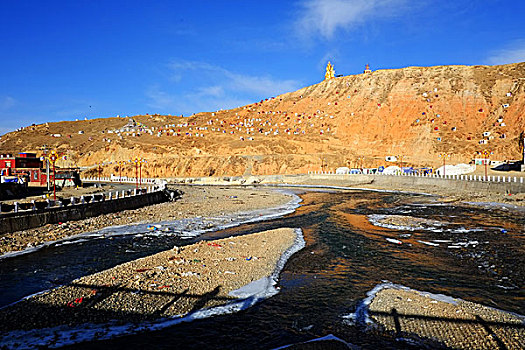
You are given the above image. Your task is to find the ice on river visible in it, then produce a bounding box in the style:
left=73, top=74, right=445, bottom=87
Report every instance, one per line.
left=0, top=190, right=302, bottom=260
left=0, top=229, right=306, bottom=349
left=368, top=214, right=484, bottom=234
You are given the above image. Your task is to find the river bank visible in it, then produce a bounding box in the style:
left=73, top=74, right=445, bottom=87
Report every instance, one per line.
left=0, top=228, right=305, bottom=348
left=345, top=283, right=525, bottom=350
left=167, top=174, right=525, bottom=207
left=0, top=186, right=294, bottom=257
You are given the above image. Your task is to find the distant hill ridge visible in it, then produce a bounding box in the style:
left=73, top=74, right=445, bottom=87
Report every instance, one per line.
left=1, top=62, right=524, bottom=177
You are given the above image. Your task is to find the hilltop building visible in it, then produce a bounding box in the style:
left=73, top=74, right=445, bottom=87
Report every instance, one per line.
left=364, top=64, right=372, bottom=74
left=119, top=118, right=139, bottom=132
left=325, top=61, right=335, bottom=80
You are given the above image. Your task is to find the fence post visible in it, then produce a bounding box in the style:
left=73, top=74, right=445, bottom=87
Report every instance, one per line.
left=14, top=202, right=19, bottom=213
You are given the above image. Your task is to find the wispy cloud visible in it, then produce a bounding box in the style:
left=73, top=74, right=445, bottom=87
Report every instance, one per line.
left=294, top=0, right=409, bottom=40
left=0, top=96, right=17, bottom=111
left=146, top=60, right=302, bottom=115
left=146, top=85, right=251, bottom=116
left=167, top=60, right=300, bottom=96
left=486, top=39, right=525, bottom=65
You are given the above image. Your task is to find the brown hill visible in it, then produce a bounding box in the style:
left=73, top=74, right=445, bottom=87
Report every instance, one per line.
left=1, top=63, right=524, bottom=178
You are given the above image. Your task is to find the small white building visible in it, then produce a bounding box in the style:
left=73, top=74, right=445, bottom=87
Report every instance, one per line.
left=385, top=156, right=398, bottom=162
left=336, top=167, right=350, bottom=174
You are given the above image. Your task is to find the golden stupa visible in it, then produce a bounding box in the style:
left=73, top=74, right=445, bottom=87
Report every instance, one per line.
left=325, top=61, right=335, bottom=80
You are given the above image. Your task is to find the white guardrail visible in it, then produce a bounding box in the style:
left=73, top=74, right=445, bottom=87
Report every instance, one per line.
left=307, top=171, right=524, bottom=184
left=81, top=176, right=165, bottom=185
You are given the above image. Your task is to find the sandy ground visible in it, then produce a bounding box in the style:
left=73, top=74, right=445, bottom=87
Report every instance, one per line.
left=358, top=182, right=525, bottom=206
left=367, top=287, right=525, bottom=349
left=0, top=186, right=293, bottom=255
left=0, top=228, right=300, bottom=345
left=285, top=176, right=525, bottom=206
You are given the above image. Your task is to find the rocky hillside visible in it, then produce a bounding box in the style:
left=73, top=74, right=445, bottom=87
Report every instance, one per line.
left=1, top=63, right=524, bottom=177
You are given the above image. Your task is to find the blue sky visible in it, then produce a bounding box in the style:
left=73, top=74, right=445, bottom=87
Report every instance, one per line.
left=1, top=0, right=524, bottom=135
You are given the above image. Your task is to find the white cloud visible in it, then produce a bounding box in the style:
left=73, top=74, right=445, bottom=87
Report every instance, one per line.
left=167, top=60, right=300, bottom=96
left=486, top=39, right=525, bottom=65
left=0, top=96, right=17, bottom=110
left=195, top=85, right=225, bottom=98
left=147, top=60, right=302, bottom=115
left=146, top=86, right=177, bottom=110
left=146, top=86, right=251, bottom=116
left=226, top=72, right=299, bottom=96
left=317, top=50, right=340, bottom=71
left=295, top=0, right=409, bottom=40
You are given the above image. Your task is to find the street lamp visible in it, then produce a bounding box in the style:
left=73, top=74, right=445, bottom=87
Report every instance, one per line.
left=481, top=150, right=491, bottom=178
left=133, top=157, right=146, bottom=189
left=40, top=144, right=50, bottom=191
left=133, top=158, right=140, bottom=189
left=357, top=156, right=364, bottom=169
left=118, top=161, right=125, bottom=182
left=438, top=153, right=450, bottom=176
left=139, top=159, right=147, bottom=186
left=97, top=163, right=103, bottom=181
left=396, top=155, right=404, bottom=168
left=47, top=151, right=58, bottom=201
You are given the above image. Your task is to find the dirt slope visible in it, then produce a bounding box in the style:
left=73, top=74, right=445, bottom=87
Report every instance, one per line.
left=1, top=63, right=524, bottom=177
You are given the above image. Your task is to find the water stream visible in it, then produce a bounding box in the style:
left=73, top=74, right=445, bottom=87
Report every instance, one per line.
left=1, top=188, right=523, bottom=349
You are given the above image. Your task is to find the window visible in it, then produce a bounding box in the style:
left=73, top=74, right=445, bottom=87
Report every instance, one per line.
left=5, top=161, right=11, bottom=168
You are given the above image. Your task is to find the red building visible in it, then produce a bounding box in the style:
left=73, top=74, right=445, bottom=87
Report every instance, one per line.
left=0, top=153, right=48, bottom=186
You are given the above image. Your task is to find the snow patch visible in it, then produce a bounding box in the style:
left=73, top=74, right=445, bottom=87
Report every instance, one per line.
left=0, top=229, right=306, bottom=349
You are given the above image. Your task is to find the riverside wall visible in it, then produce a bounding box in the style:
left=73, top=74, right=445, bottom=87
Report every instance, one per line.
left=167, top=173, right=525, bottom=195
left=0, top=190, right=170, bottom=234
left=367, top=174, right=525, bottom=194
left=283, top=173, right=525, bottom=194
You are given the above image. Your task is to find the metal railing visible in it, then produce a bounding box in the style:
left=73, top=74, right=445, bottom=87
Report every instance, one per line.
left=1, top=183, right=166, bottom=215
left=307, top=170, right=524, bottom=184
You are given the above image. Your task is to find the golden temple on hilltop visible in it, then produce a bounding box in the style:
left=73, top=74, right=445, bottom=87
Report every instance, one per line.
left=325, top=61, right=335, bottom=80
left=364, top=63, right=372, bottom=74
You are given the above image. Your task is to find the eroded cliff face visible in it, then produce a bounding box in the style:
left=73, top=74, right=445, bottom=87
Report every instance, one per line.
left=1, top=63, right=524, bottom=177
